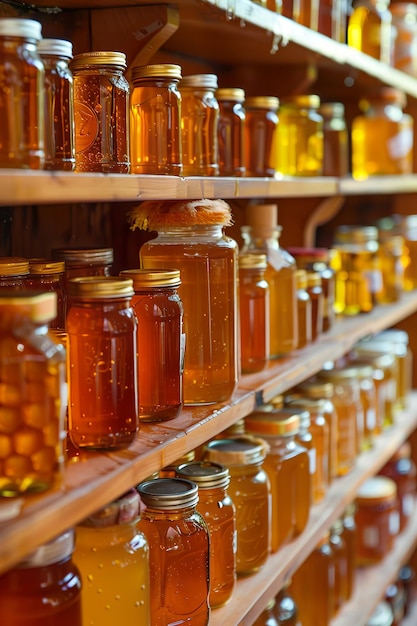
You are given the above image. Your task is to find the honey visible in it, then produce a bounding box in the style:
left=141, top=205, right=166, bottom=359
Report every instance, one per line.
left=379, top=442, right=416, bottom=531
left=66, top=276, right=138, bottom=450
left=244, top=409, right=310, bottom=551
left=390, top=3, right=417, bottom=76
left=203, top=435, right=270, bottom=575
left=348, top=0, right=393, bottom=63
left=25, top=259, right=66, bottom=330
left=73, top=489, right=150, bottom=626
left=51, top=247, right=113, bottom=289
left=377, top=234, right=405, bottom=304
left=137, top=477, right=210, bottom=625
left=329, top=519, right=349, bottom=614
left=238, top=253, right=270, bottom=373
left=295, top=269, right=312, bottom=349
left=342, top=502, right=357, bottom=600
left=176, top=460, right=236, bottom=607
left=244, top=96, right=279, bottom=177
left=349, top=361, right=378, bottom=449
left=216, top=87, right=246, bottom=176
left=318, top=102, right=349, bottom=177
left=306, top=271, right=324, bottom=341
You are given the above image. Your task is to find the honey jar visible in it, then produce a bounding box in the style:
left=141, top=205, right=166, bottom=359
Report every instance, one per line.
left=216, top=87, right=246, bottom=176
left=379, top=441, right=416, bottom=531
left=318, top=102, right=349, bottom=177
left=0, top=257, right=29, bottom=289
left=295, top=269, right=312, bottom=349
left=244, top=96, right=279, bottom=177
left=51, top=246, right=114, bottom=289
left=377, top=233, right=406, bottom=304
left=25, top=259, right=67, bottom=330
left=274, top=582, right=299, bottom=625
left=348, top=0, right=393, bottom=63
left=329, top=519, right=349, bottom=614
left=355, top=476, right=399, bottom=565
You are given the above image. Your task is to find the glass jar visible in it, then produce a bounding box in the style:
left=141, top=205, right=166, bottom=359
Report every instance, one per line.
left=216, top=87, right=246, bottom=176
left=244, top=409, right=310, bottom=551
left=395, top=214, right=417, bottom=290
left=0, top=17, right=44, bottom=169
left=0, top=257, right=29, bottom=289
left=37, top=38, right=75, bottom=171
left=241, top=203, right=298, bottom=357
left=135, top=198, right=239, bottom=405
left=0, top=529, right=82, bottom=626
left=374, top=328, right=412, bottom=410
left=180, top=73, right=219, bottom=176
left=73, top=489, right=150, bottom=626
left=130, top=63, right=182, bottom=175
left=238, top=252, right=270, bottom=373
left=377, top=233, right=406, bottom=304
left=342, top=502, right=357, bottom=600
left=355, top=476, right=400, bottom=565
left=51, top=246, right=113, bottom=290
left=273, top=94, right=323, bottom=177
left=296, top=0, right=319, bottom=30
left=66, top=276, right=138, bottom=450
left=306, top=271, right=324, bottom=341
left=0, top=291, right=66, bottom=497
left=244, top=96, right=279, bottom=177
left=137, top=477, right=210, bottom=626
left=332, top=225, right=382, bottom=315
left=329, top=518, right=349, bottom=615
left=70, top=51, right=130, bottom=173
left=348, top=0, right=393, bottom=63
left=390, top=3, right=417, bottom=75
left=366, top=602, right=394, bottom=626
left=176, top=460, right=236, bottom=608
left=119, top=269, right=184, bottom=422
left=378, top=441, right=417, bottom=531
left=202, top=435, right=270, bottom=575
left=25, top=258, right=67, bottom=330
left=348, top=361, right=378, bottom=450
left=351, top=88, right=413, bottom=179
left=318, top=102, right=349, bottom=177
left=295, top=269, right=312, bottom=349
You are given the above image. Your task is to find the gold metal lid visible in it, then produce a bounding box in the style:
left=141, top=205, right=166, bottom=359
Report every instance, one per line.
left=239, top=253, right=268, bottom=269
left=176, top=461, right=230, bottom=490
left=245, top=96, right=279, bottom=110
left=0, top=290, right=57, bottom=322
left=137, top=477, right=199, bottom=510
left=79, top=489, right=140, bottom=528
left=356, top=476, right=397, bottom=504
left=67, top=276, right=134, bottom=298
left=180, top=73, right=218, bottom=89
left=281, top=94, right=321, bottom=109
left=295, top=380, right=334, bottom=399
left=131, top=63, right=182, bottom=81
left=0, top=257, right=29, bottom=276
left=29, top=258, right=65, bottom=275
left=119, top=268, right=181, bottom=289
left=245, top=409, right=301, bottom=437
left=286, top=396, right=326, bottom=414
left=215, top=87, right=245, bottom=101
left=204, top=435, right=268, bottom=466
left=51, top=247, right=113, bottom=267
left=70, top=51, right=127, bottom=70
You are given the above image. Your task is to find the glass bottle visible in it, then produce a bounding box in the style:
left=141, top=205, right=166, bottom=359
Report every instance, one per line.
left=66, top=276, right=138, bottom=450
left=355, top=476, right=400, bottom=565
left=130, top=63, right=182, bottom=175
left=73, top=489, right=150, bottom=626
left=25, top=258, right=67, bottom=330
left=70, top=51, right=130, bottom=173
left=241, top=203, right=298, bottom=358
left=0, top=291, right=66, bottom=497
left=329, top=519, right=349, bottom=615
left=348, top=360, right=378, bottom=450
left=37, top=38, right=75, bottom=171
left=351, top=89, right=413, bottom=179
left=136, top=198, right=239, bottom=405
left=119, top=269, right=184, bottom=422
left=244, top=96, right=279, bottom=177
left=0, top=257, right=29, bottom=289
left=318, top=102, right=349, bottom=177
left=295, top=269, right=312, bottom=349
left=180, top=73, right=219, bottom=176
left=0, top=529, right=82, bottom=626
left=239, top=252, right=270, bottom=373
left=176, top=460, right=236, bottom=608
left=137, top=477, right=210, bottom=626
left=378, top=441, right=417, bottom=531
left=273, top=94, right=323, bottom=177
left=244, top=408, right=310, bottom=551
left=202, top=435, right=271, bottom=575
left=342, top=502, right=357, bottom=601
left=0, top=17, right=44, bottom=169
left=216, top=87, right=246, bottom=176
left=348, top=0, right=393, bottom=63
left=51, top=246, right=113, bottom=290
left=306, top=271, right=324, bottom=341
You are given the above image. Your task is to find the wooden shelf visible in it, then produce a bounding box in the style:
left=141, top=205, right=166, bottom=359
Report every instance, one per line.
left=0, top=293, right=417, bottom=578
left=211, top=397, right=417, bottom=626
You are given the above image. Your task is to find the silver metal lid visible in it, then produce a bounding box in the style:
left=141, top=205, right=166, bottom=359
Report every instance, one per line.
left=37, top=38, right=73, bottom=59
left=176, top=461, right=230, bottom=489
left=0, top=18, right=42, bottom=40
left=137, top=478, right=199, bottom=509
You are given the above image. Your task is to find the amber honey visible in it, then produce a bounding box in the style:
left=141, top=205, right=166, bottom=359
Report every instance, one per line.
left=244, top=96, right=279, bottom=177
left=295, top=269, right=312, bottom=349
left=51, top=247, right=113, bottom=289
left=203, top=435, right=270, bottom=575
left=25, top=259, right=66, bottom=330
left=138, top=478, right=210, bottom=625
left=239, top=253, right=270, bottom=373
left=350, top=361, right=378, bottom=449
left=374, top=329, right=412, bottom=410
left=306, top=271, right=324, bottom=341
left=176, top=460, right=236, bottom=607
left=348, top=0, right=393, bottom=63
left=379, top=442, right=416, bottom=531
left=329, top=519, right=349, bottom=614
left=342, top=502, right=357, bottom=600
left=319, top=102, right=349, bottom=177
left=245, top=409, right=310, bottom=551
left=216, top=87, right=246, bottom=176
left=377, top=234, right=405, bottom=304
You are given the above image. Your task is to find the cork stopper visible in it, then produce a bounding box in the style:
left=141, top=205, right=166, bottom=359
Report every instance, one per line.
left=245, top=204, right=279, bottom=239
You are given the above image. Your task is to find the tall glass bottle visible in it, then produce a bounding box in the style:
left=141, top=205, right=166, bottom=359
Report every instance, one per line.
left=216, top=87, right=246, bottom=176
left=241, top=203, right=298, bottom=358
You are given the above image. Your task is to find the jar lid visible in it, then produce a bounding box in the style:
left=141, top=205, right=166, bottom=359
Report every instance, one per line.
left=67, top=276, right=134, bottom=298
left=0, top=17, right=42, bottom=40
left=51, top=247, right=114, bottom=267
left=365, top=601, right=394, bottom=626
left=119, top=268, right=181, bottom=289
left=288, top=246, right=330, bottom=264
left=286, top=396, right=326, bottom=414
left=306, top=271, right=322, bottom=287
left=137, top=477, right=199, bottom=509
left=70, top=51, right=127, bottom=70
left=356, top=476, right=397, bottom=504
left=239, top=253, right=268, bottom=269
left=79, top=489, right=140, bottom=527
left=0, top=290, right=57, bottom=322
left=37, top=38, right=73, bottom=59
left=245, top=96, right=279, bottom=110
left=281, top=94, right=321, bottom=109
left=295, top=380, right=334, bottom=399
left=180, top=73, right=218, bottom=89
left=0, top=256, right=29, bottom=276
left=18, top=529, right=74, bottom=568
left=318, top=365, right=360, bottom=381
left=245, top=409, right=301, bottom=437
left=204, top=435, right=268, bottom=466
left=176, top=461, right=230, bottom=489
left=131, top=63, right=182, bottom=81
left=215, top=87, right=245, bottom=101
left=29, top=258, right=66, bottom=275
